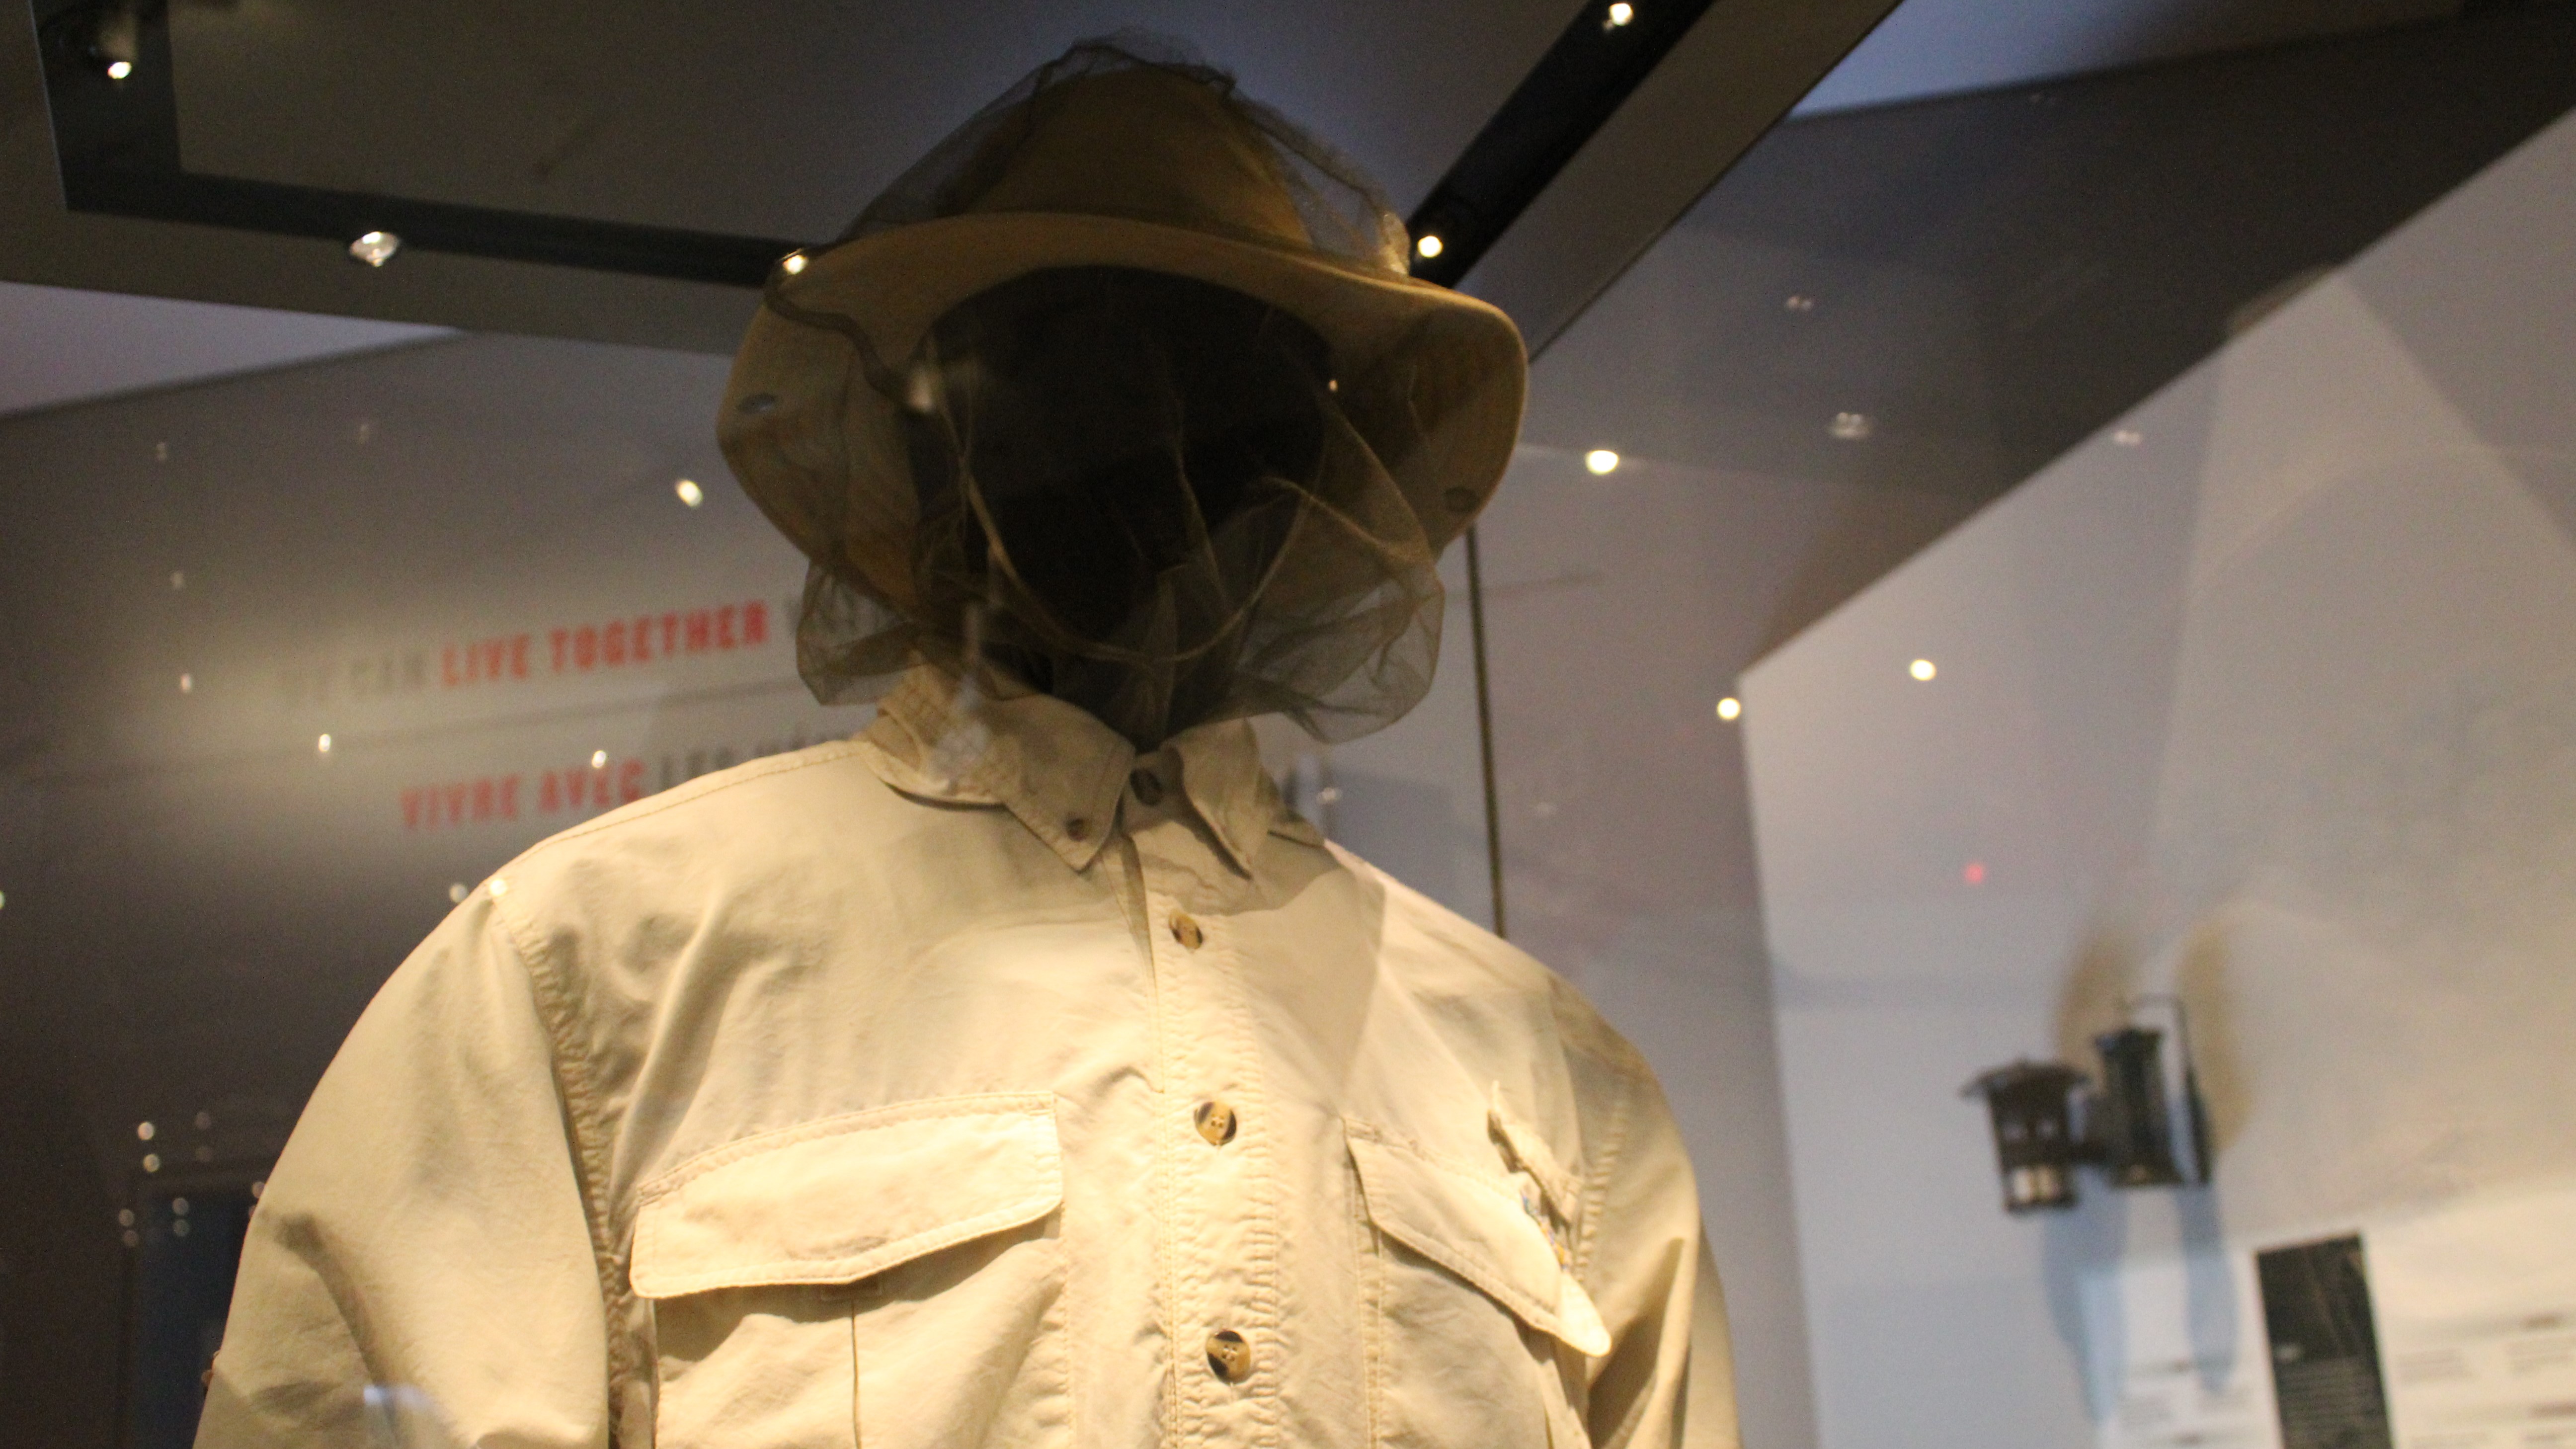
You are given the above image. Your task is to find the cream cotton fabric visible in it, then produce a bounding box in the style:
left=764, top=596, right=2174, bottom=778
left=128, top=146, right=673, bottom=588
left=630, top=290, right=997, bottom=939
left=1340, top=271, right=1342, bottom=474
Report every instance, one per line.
left=197, top=664, right=1737, bottom=1449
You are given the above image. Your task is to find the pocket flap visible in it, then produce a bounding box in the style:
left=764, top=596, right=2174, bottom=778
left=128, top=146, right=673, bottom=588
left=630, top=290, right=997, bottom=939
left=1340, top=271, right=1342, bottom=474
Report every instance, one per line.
left=1345, top=1118, right=1612, bottom=1358
left=632, top=1093, right=1061, bottom=1298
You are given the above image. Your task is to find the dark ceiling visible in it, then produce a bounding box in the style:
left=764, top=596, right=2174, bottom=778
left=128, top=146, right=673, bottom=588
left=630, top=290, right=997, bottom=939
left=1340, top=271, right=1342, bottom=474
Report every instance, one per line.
left=3, top=0, right=1902, bottom=352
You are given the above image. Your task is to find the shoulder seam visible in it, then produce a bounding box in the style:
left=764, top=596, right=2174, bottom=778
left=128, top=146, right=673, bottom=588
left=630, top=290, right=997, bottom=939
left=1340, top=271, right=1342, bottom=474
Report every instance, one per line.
left=483, top=895, right=642, bottom=1434
left=1572, top=1045, right=1646, bottom=1284
left=512, top=741, right=868, bottom=865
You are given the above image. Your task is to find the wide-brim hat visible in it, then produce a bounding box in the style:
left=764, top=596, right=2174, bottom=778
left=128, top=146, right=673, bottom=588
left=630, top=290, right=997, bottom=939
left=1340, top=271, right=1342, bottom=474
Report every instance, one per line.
left=719, top=41, right=1528, bottom=628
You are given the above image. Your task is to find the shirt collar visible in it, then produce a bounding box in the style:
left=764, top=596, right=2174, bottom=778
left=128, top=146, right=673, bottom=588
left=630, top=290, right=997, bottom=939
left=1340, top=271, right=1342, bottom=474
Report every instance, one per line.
left=857, top=665, right=1319, bottom=873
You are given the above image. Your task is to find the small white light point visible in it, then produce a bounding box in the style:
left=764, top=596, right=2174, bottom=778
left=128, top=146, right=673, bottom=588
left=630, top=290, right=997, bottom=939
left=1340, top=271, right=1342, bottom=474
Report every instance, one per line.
left=348, top=231, right=401, bottom=267
left=178, top=672, right=192, bottom=693
left=488, top=876, right=510, bottom=898
left=448, top=883, right=468, bottom=904
left=1716, top=697, right=1742, bottom=722
left=674, top=478, right=704, bottom=507
left=106, top=59, right=133, bottom=80
left=317, top=733, right=332, bottom=754
left=1606, top=1, right=1635, bottom=25
left=1910, top=658, right=1937, bottom=681
left=780, top=251, right=808, bottom=275
left=142, top=1153, right=161, bottom=1173
left=137, top=1121, right=156, bottom=1141
left=2112, top=428, right=2144, bottom=447
left=1584, top=449, right=1620, bottom=476
left=1830, top=411, right=1874, bottom=441
left=1415, top=234, right=1444, bottom=260
left=591, top=750, right=608, bottom=769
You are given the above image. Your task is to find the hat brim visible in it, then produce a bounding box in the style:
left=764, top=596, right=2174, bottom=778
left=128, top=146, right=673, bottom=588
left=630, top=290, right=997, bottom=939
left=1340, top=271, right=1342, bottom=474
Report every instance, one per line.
left=721, top=210, right=1526, bottom=556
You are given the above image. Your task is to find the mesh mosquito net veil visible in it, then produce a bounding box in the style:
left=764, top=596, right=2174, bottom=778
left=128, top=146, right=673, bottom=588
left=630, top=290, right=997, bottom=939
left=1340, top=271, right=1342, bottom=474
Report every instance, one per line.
left=719, top=38, right=1526, bottom=747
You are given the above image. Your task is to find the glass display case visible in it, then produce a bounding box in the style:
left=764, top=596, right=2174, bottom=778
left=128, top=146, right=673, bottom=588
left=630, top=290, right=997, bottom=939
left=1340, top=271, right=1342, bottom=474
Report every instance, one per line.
left=7, top=6, right=2576, bottom=1448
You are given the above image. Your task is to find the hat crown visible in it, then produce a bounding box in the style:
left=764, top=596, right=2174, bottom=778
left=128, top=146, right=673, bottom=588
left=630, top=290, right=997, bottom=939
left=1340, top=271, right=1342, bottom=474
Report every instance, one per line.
left=959, top=69, right=1314, bottom=253
left=842, top=41, right=1407, bottom=275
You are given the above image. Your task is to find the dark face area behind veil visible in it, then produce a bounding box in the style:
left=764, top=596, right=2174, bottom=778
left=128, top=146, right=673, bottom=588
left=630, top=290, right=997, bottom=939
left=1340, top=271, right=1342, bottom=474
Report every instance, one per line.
left=903, top=266, right=1336, bottom=746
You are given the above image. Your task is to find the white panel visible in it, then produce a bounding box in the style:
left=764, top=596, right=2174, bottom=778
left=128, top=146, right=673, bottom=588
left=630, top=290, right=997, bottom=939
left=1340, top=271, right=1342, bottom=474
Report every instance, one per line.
left=1743, top=106, right=2576, bottom=1449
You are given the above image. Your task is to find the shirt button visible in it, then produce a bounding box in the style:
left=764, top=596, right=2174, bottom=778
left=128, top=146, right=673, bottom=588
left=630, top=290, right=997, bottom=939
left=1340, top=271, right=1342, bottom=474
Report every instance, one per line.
left=1195, top=1100, right=1239, bottom=1146
left=1206, top=1329, right=1252, bottom=1383
left=1170, top=913, right=1204, bottom=950
left=1129, top=768, right=1165, bottom=806
left=1064, top=815, right=1091, bottom=841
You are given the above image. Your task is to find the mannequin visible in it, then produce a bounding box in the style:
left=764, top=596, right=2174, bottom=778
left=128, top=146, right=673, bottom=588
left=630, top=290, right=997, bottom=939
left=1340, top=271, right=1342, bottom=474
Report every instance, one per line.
left=196, top=40, right=1737, bottom=1449
left=901, top=266, right=1336, bottom=749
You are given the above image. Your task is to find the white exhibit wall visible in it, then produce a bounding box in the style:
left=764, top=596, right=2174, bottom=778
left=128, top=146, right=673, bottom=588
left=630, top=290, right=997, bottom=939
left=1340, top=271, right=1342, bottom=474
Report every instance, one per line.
left=1741, top=105, right=2576, bottom=1449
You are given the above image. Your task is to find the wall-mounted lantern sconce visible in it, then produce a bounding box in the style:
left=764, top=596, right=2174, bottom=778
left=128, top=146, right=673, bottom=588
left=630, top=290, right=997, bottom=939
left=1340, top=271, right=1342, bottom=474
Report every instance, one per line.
left=1962, top=997, right=2212, bottom=1214
left=1963, top=1060, right=2090, bottom=1212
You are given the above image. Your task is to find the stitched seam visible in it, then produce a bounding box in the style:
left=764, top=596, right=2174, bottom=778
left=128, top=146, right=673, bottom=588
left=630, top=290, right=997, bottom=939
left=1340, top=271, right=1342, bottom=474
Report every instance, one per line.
left=1365, top=1205, right=1558, bottom=1332
left=1362, top=1180, right=1387, bottom=1448
left=636, top=1191, right=1061, bottom=1296
left=1210, top=919, right=1286, bottom=1448
left=1346, top=1132, right=1563, bottom=1334
left=486, top=897, right=634, bottom=1444
left=1140, top=867, right=1187, bottom=1449
left=1573, top=1056, right=1642, bottom=1283
left=636, top=1093, right=1056, bottom=1203
left=1344, top=1117, right=1538, bottom=1208
left=515, top=743, right=867, bottom=860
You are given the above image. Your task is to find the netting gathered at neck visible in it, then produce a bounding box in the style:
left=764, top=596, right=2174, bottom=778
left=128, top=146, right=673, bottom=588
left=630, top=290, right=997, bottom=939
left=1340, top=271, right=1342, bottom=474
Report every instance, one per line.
left=719, top=37, right=1527, bottom=747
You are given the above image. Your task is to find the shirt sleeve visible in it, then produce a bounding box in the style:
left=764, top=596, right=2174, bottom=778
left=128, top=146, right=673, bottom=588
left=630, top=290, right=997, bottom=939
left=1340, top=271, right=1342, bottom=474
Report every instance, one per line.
left=1580, top=1060, right=1740, bottom=1449
left=195, top=894, right=611, bottom=1449
left=1684, top=1236, right=1744, bottom=1449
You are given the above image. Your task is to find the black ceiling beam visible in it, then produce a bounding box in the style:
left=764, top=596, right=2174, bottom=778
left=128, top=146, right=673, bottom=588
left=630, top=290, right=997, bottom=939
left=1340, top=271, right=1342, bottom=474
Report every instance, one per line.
left=1405, top=0, right=1718, bottom=287
left=32, top=0, right=803, bottom=287
left=29, top=0, right=1746, bottom=295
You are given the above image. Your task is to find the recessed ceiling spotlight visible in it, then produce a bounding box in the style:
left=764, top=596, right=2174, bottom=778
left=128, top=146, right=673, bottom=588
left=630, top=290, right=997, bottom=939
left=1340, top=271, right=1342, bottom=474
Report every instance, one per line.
left=348, top=231, right=401, bottom=267
left=1585, top=449, right=1620, bottom=476
left=1910, top=658, right=1937, bottom=681
left=675, top=478, right=705, bottom=507
left=591, top=750, right=608, bottom=769
left=106, top=59, right=132, bottom=80
left=317, top=732, right=333, bottom=754
left=1716, top=697, right=1741, bottom=722
left=1415, top=234, right=1444, bottom=260
left=1605, top=1, right=1635, bottom=26
left=1830, top=411, right=1874, bottom=442
left=780, top=251, right=809, bottom=275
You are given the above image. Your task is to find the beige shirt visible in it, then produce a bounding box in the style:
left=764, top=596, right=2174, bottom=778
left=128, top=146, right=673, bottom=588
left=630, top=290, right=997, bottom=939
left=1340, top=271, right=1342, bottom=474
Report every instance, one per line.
left=199, top=665, right=1737, bottom=1449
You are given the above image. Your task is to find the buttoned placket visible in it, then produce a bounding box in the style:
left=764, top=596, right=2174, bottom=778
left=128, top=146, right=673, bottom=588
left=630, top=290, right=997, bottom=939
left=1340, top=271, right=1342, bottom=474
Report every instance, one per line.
left=1117, top=751, right=1283, bottom=1447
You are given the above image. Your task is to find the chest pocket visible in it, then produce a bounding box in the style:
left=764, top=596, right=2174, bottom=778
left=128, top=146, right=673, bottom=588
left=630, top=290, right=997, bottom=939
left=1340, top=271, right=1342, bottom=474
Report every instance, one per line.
left=633, top=1094, right=1071, bottom=1449
left=1347, top=1118, right=1610, bottom=1449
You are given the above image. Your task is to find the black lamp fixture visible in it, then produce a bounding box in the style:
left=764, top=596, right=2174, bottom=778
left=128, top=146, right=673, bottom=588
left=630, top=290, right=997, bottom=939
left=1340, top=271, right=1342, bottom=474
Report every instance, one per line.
left=1963, top=996, right=2213, bottom=1214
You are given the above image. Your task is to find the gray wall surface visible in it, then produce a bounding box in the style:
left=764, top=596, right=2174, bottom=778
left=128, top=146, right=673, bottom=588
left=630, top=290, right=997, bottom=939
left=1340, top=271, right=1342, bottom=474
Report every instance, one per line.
left=1742, top=104, right=2576, bottom=1449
